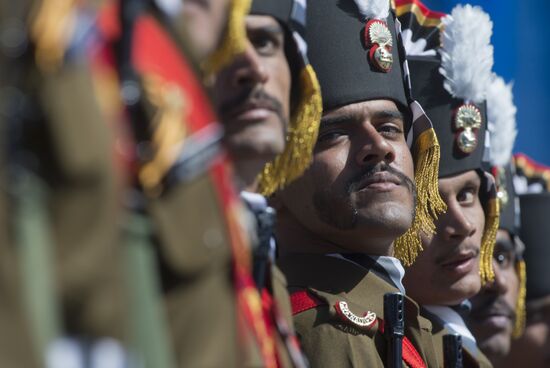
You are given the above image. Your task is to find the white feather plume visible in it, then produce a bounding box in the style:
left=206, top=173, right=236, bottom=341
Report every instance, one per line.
left=487, top=74, right=517, bottom=167
left=354, top=0, right=390, bottom=21
left=439, top=4, right=493, bottom=102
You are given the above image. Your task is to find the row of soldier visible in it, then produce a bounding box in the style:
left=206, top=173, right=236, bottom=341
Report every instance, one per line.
left=1, top=0, right=549, bottom=367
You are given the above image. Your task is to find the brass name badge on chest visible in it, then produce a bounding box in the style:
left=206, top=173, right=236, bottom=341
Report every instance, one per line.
left=335, top=301, right=377, bottom=330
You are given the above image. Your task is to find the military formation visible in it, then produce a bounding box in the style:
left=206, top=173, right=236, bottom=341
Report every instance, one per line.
left=1, top=0, right=549, bottom=367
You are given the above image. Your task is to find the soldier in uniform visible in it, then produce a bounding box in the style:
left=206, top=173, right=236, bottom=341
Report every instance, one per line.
left=503, top=158, right=550, bottom=368
left=213, top=1, right=321, bottom=366
left=270, top=0, right=448, bottom=366
left=465, top=75, right=527, bottom=366
left=396, top=0, right=498, bottom=366
left=1, top=0, right=132, bottom=366
left=92, top=0, right=262, bottom=366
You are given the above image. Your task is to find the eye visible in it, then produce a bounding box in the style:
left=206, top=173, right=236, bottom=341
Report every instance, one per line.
left=317, top=130, right=347, bottom=143
left=377, top=124, right=403, bottom=138
left=493, top=249, right=514, bottom=269
left=457, top=186, right=478, bottom=205
left=249, top=33, right=281, bottom=56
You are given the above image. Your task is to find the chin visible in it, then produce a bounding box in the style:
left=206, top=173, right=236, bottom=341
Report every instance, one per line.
left=442, top=278, right=481, bottom=305
left=478, top=333, right=511, bottom=361
left=356, top=202, right=413, bottom=235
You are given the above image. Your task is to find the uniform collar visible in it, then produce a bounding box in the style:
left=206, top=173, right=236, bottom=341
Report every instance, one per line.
left=330, top=253, right=406, bottom=295
left=423, top=305, right=478, bottom=353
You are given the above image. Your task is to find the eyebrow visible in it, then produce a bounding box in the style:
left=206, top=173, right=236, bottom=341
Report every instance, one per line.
left=320, top=109, right=404, bottom=129
left=320, top=114, right=354, bottom=128
left=248, top=24, right=284, bottom=37
left=495, top=237, right=514, bottom=252
left=371, top=109, right=404, bottom=122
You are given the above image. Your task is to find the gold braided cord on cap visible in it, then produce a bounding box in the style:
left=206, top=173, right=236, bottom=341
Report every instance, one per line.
left=394, top=128, right=447, bottom=265
left=479, top=197, right=499, bottom=284
left=203, top=0, right=251, bottom=75
left=513, top=259, right=527, bottom=338
left=257, top=64, right=322, bottom=196
left=29, top=0, right=77, bottom=72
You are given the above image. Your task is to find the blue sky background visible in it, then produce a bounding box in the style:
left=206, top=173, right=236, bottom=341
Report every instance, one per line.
left=423, top=0, right=550, bottom=166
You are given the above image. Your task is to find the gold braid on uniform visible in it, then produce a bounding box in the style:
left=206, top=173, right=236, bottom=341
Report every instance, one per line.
left=479, top=197, right=499, bottom=284
left=394, top=128, right=447, bottom=266
left=29, top=0, right=77, bottom=72
left=513, top=259, right=527, bottom=338
left=257, top=64, right=322, bottom=196
left=202, top=0, right=252, bottom=75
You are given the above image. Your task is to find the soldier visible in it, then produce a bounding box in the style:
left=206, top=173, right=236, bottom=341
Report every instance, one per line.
left=503, top=158, right=550, bottom=368
left=270, top=0, right=448, bottom=366
left=92, top=0, right=262, bottom=366
left=396, top=0, right=498, bottom=366
left=1, top=0, right=132, bottom=366
left=213, top=0, right=321, bottom=366
left=465, top=75, right=527, bottom=366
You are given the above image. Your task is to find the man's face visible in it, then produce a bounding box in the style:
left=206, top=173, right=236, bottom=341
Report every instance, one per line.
left=467, top=230, right=520, bottom=364
left=403, top=170, right=485, bottom=305
left=214, top=15, right=291, bottom=185
left=505, top=295, right=550, bottom=368
left=181, top=0, right=230, bottom=61
left=276, top=99, right=415, bottom=254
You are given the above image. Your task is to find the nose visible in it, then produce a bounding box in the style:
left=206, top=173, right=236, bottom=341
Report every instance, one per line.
left=442, top=203, right=477, bottom=241
left=354, top=125, right=396, bottom=166
left=231, top=42, right=269, bottom=88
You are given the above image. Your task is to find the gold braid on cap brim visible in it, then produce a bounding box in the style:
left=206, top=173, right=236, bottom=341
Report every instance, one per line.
left=257, top=64, right=322, bottom=196
left=479, top=195, right=499, bottom=284
left=394, top=128, right=447, bottom=266
left=203, top=0, right=252, bottom=75
left=513, top=259, right=527, bottom=338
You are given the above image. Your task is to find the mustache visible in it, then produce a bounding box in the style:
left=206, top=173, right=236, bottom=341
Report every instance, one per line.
left=346, top=162, right=415, bottom=194
left=218, top=87, right=284, bottom=120
left=471, top=295, right=516, bottom=321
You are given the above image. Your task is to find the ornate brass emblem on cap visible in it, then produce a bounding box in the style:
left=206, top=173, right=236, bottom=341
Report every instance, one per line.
left=365, top=20, right=393, bottom=73
left=334, top=301, right=377, bottom=330
left=454, top=104, right=482, bottom=154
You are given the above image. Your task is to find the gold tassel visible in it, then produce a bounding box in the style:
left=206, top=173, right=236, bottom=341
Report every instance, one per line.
left=257, top=64, right=323, bottom=196
left=202, top=0, right=252, bottom=75
left=479, top=198, right=499, bottom=284
left=512, top=259, right=526, bottom=338
left=394, top=128, right=447, bottom=266
left=29, top=0, right=77, bottom=72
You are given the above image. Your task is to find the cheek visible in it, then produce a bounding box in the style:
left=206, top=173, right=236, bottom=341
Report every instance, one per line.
left=265, top=59, right=292, bottom=116
left=469, top=204, right=486, bottom=242
left=393, top=144, right=414, bottom=180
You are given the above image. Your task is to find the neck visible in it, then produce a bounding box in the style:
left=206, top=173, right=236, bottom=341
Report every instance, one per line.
left=233, top=160, right=265, bottom=192
left=276, top=210, right=395, bottom=258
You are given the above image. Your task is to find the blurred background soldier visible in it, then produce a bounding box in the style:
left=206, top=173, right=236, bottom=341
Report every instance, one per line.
left=397, top=0, right=498, bottom=366
left=503, top=157, right=550, bottom=368
left=271, top=0, right=447, bottom=366
left=466, top=74, right=526, bottom=366
left=213, top=0, right=321, bottom=366
left=1, top=0, right=130, bottom=366
left=90, top=0, right=260, bottom=366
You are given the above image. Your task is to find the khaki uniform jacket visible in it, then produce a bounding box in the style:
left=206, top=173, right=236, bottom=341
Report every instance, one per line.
left=151, top=172, right=240, bottom=368
left=420, top=307, right=493, bottom=368
left=278, top=254, right=440, bottom=368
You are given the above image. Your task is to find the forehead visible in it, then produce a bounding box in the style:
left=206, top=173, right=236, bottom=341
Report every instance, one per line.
left=245, top=14, right=284, bottom=31
left=439, top=169, right=481, bottom=191
left=323, top=99, right=400, bottom=119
